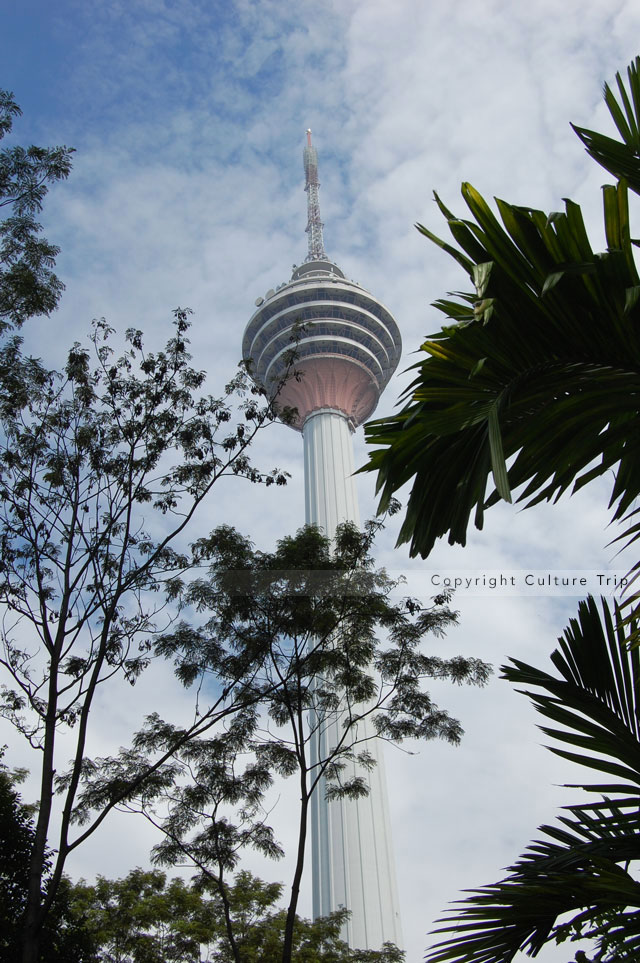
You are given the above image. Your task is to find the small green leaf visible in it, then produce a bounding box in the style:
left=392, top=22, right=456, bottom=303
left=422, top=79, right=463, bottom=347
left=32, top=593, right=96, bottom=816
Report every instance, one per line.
left=487, top=405, right=512, bottom=503
left=472, top=261, right=493, bottom=298
left=469, top=358, right=487, bottom=378
left=624, top=285, right=640, bottom=313
left=541, top=270, right=565, bottom=294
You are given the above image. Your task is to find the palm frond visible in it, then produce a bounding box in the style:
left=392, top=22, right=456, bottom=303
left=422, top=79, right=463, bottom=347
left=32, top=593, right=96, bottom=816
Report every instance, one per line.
left=364, top=180, right=640, bottom=559
left=425, top=597, right=640, bottom=963
left=573, top=57, right=640, bottom=195
left=363, top=60, right=640, bottom=564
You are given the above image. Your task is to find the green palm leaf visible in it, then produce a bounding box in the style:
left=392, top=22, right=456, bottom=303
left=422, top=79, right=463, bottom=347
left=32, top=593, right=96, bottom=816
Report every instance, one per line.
left=363, top=62, right=640, bottom=570
left=425, top=597, right=640, bottom=963
left=573, top=57, right=640, bottom=196
left=364, top=178, right=640, bottom=560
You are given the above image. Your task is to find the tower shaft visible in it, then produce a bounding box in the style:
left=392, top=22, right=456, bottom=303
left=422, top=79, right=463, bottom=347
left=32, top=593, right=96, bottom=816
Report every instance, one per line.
left=303, top=409, right=402, bottom=949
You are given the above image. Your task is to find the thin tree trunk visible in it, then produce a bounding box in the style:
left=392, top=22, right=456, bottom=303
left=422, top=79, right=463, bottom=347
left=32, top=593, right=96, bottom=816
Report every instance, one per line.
left=219, top=871, right=242, bottom=963
left=21, top=660, right=60, bottom=963
left=282, top=787, right=309, bottom=962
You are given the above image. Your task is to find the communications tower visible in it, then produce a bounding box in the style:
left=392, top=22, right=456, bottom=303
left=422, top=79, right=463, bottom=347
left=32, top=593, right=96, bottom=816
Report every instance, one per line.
left=242, top=132, right=402, bottom=950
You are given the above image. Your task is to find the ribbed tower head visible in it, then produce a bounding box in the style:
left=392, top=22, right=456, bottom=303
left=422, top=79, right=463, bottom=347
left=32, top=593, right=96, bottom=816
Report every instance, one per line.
left=243, top=133, right=401, bottom=430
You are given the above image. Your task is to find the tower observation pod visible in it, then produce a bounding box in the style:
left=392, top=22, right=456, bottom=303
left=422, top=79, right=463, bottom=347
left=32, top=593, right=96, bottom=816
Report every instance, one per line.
left=242, top=132, right=403, bottom=950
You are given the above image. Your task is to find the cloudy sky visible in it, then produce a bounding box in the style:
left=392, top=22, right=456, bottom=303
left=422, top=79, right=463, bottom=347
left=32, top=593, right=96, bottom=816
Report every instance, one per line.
left=3, top=1, right=640, bottom=959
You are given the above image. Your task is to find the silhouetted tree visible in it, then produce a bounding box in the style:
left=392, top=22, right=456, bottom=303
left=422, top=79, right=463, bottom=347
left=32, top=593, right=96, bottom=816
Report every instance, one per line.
left=0, top=311, right=295, bottom=963
left=94, top=523, right=490, bottom=963
left=0, top=89, right=73, bottom=332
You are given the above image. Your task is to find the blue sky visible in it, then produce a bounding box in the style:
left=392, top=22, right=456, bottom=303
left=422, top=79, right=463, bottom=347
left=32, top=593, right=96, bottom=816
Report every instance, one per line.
left=3, top=1, right=640, bottom=959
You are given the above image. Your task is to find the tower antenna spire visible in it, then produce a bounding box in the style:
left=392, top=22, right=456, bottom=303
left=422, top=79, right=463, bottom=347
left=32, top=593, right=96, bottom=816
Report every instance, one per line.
left=304, top=129, right=326, bottom=261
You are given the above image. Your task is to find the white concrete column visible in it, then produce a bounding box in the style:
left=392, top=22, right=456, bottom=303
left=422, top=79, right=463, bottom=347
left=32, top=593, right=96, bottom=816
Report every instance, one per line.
left=303, top=408, right=361, bottom=538
left=302, top=409, right=403, bottom=951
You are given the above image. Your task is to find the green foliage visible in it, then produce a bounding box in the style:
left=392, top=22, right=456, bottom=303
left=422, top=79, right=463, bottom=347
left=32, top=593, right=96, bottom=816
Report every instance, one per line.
left=572, top=57, right=640, bottom=195
left=0, top=757, right=35, bottom=949
left=70, top=869, right=214, bottom=963
left=362, top=57, right=640, bottom=565
left=210, top=873, right=404, bottom=963
left=426, top=597, right=640, bottom=962
left=0, top=89, right=73, bottom=330
left=69, top=868, right=404, bottom=963
left=0, top=755, right=97, bottom=962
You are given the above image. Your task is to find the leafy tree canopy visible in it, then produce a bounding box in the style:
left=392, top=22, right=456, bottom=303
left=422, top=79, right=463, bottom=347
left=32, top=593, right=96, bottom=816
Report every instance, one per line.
left=78, top=522, right=488, bottom=963
left=69, top=868, right=404, bottom=963
left=0, top=753, right=97, bottom=963
left=0, top=89, right=73, bottom=331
